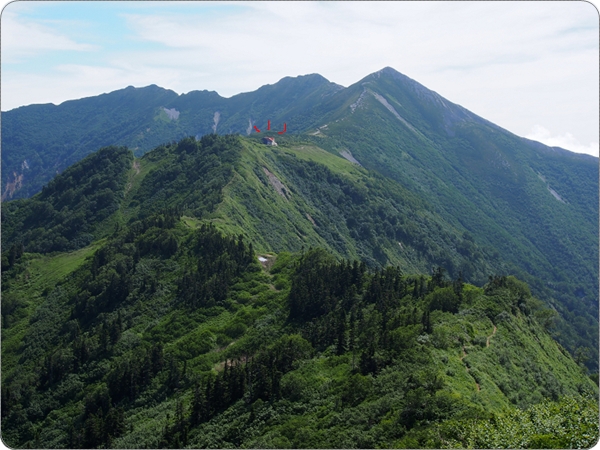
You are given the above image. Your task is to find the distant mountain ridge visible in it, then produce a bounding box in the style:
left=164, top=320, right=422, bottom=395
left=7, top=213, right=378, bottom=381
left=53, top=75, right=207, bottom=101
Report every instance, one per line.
left=1, top=73, right=341, bottom=199
left=3, top=68, right=594, bottom=200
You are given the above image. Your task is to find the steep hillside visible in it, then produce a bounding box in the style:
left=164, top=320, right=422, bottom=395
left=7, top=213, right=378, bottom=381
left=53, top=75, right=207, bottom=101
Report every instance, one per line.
left=1, top=133, right=495, bottom=282
left=304, top=68, right=598, bottom=299
left=2, top=134, right=598, bottom=448
left=291, top=68, right=599, bottom=367
left=2, top=146, right=133, bottom=254
left=96, top=135, right=500, bottom=279
left=4, top=69, right=596, bottom=367
left=1, top=85, right=178, bottom=199
left=4, top=69, right=595, bottom=296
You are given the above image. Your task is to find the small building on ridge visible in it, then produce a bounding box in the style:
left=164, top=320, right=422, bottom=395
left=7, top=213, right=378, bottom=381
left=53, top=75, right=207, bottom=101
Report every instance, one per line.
left=261, top=137, right=278, bottom=146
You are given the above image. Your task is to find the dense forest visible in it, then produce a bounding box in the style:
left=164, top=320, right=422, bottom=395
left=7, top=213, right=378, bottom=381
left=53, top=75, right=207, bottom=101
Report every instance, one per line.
left=2, top=208, right=597, bottom=448
left=1, top=134, right=598, bottom=448
left=2, top=146, right=132, bottom=254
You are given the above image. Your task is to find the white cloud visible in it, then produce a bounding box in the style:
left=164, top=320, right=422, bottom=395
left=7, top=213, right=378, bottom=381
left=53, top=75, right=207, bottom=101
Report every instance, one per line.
left=525, top=125, right=599, bottom=157
left=1, top=10, right=96, bottom=62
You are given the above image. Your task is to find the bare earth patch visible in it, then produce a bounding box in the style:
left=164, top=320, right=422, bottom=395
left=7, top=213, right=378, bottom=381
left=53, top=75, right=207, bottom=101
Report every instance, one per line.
left=263, top=167, right=289, bottom=200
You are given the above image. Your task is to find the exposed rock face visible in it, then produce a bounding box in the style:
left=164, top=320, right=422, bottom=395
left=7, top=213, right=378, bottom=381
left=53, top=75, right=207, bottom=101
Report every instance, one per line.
left=339, top=149, right=362, bottom=166
left=2, top=172, right=24, bottom=201
left=162, top=107, right=180, bottom=120
left=212, top=111, right=220, bottom=133
left=350, top=87, right=367, bottom=113
left=262, top=167, right=288, bottom=199
left=371, top=91, right=418, bottom=134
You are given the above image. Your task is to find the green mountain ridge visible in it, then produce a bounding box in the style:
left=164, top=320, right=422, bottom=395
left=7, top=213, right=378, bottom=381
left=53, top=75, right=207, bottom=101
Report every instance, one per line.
left=3, top=135, right=497, bottom=280
left=4, top=69, right=596, bottom=323
left=279, top=68, right=599, bottom=370
left=1, top=74, right=341, bottom=199
left=3, top=124, right=597, bottom=366
left=1, top=134, right=598, bottom=448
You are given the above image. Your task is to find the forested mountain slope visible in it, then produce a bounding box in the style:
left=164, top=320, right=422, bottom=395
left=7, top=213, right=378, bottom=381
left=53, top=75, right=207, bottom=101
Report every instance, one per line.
left=3, top=69, right=596, bottom=369
left=2, top=146, right=132, bottom=253
left=2, top=211, right=597, bottom=448
left=301, top=68, right=598, bottom=303
left=2, top=132, right=597, bottom=372
left=2, top=134, right=496, bottom=282
left=1, top=134, right=598, bottom=448
left=287, top=68, right=599, bottom=369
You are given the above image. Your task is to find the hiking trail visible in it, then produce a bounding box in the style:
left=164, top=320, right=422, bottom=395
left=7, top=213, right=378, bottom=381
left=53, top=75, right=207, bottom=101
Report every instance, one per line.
left=460, top=324, right=497, bottom=392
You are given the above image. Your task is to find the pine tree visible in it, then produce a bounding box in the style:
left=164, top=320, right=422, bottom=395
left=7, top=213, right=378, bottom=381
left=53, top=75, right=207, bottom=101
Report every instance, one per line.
left=336, top=311, right=347, bottom=356
left=453, top=271, right=464, bottom=301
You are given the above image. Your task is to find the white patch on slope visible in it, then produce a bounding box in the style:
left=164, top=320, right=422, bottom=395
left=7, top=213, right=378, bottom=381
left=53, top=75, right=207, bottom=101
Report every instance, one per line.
left=350, top=88, right=367, bottom=113
left=339, top=149, right=362, bottom=166
left=263, top=167, right=289, bottom=200
left=548, top=187, right=565, bottom=203
left=371, top=92, right=417, bottom=133
left=162, top=107, right=180, bottom=120
left=537, top=172, right=566, bottom=203
left=246, top=118, right=254, bottom=136
left=212, top=111, right=220, bottom=133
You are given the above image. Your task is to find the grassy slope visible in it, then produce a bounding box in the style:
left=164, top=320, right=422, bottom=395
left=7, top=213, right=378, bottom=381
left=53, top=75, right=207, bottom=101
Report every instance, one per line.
left=114, top=134, right=595, bottom=314
left=3, top=135, right=595, bottom=448
left=2, top=243, right=102, bottom=378
left=214, top=137, right=360, bottom=255
left=305, top=71, right=598, bottom=297
left=119, top=135, right=427, bottom=271
left=206, top=136, right=490, bottom=278
left=6, top=133, right=593, bottom=375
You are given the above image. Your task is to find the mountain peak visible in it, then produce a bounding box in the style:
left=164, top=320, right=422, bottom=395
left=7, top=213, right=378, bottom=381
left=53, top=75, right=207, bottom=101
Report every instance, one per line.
left=369, top=66, right=411, bottom=81
left=377, top=66, right=402, bottom=76
left=362, top=67, right=432, bottom=98
left=272, top=73, right=332, bottom=88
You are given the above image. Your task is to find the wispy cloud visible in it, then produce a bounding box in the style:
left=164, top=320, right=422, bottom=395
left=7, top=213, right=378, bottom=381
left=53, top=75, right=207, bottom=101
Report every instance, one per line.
left=526, top=125, right=599, bottom=157
left=1, top=11, right=96, bottom=62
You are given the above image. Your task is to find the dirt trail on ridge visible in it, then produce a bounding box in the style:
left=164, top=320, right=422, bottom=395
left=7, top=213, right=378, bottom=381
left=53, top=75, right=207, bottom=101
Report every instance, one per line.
left=486, top=325, right=497, bottom=347
left=460, top=324, right=497, bottom=392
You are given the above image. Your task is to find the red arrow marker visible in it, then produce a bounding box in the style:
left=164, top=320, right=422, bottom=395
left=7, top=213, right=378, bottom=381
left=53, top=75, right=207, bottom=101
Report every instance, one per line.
left=278, top=123, right=287, bottom=134
left=253, top=125, right=261, bottom=133
left=267, top=120, right=271, bottom=130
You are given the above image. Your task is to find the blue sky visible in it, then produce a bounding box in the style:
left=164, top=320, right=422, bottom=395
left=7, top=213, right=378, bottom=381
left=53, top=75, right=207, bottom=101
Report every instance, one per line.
left=2, top=1, right=598, bottom=156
